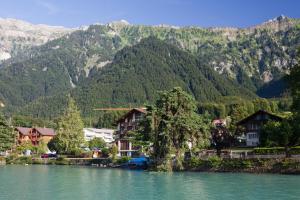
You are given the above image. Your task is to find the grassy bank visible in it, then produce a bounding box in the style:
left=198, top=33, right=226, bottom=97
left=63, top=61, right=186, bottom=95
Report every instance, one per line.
left=184, top=156, right=300, bottom=174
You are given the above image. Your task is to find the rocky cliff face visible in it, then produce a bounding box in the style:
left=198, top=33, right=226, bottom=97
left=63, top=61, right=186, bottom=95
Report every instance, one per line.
left=0, top=18, right=74, bottom=61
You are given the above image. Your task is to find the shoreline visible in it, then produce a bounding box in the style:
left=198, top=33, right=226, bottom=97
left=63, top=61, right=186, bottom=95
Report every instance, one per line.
left=2, top=156, right=300, bottom=175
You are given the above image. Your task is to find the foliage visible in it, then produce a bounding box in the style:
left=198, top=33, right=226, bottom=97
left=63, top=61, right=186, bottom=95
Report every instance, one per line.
left=101, top=148, right=110, bottom=158
left=0, top=115, right=15, bottom=152
left=1, top=19, right=300, bottom=118
left=260, top=120, right=294, bottom=157
left=49, top=97, right=85, bottom=154
left=289, top=47, right=300, bottom=147
left=211, top=125, right=233, bottom=156
left=88, top=137, right=106, bottom=149
left=16, top=141, right=34, bottom=154
left=253, top=147, right=300, bottom=155
left=110, top=144, right=118, bottom=161
left=207, top=156, right=222, bottom=168
left=12, top=115, right=57, bottom=128
left=95, top=111, right=126, bottom=129
left=116, top=156, right=131, bottom=164
left=146, top=87, right=211, bottom=171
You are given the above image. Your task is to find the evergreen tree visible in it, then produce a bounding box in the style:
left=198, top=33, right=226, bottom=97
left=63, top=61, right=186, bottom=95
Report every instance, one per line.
left=289, top=47, right=300, bottom=146
left=148, top=87, right=210, bottom=171
left=0, top=115, right=15, bottom=152
left=49, top=96, right=85, bottom=154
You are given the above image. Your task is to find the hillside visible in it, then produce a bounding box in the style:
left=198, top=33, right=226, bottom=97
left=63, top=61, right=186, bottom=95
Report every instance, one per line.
left=0, top=16, right=299, bottom=117
left=19, top=37, right=256, bottom=117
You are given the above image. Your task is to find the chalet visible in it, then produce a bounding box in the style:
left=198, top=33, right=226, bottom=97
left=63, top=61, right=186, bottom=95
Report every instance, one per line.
left=16, top=127, right=56, bottom=146
left=114, top=108, right=146, bottom=157
left=236, top=110, right=282, bottom=147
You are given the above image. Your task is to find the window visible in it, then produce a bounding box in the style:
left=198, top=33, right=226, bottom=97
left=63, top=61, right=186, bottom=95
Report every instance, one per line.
left=248, top=133, right=257, bottom=139
left=248, top=123, right=259, bottom=130
left=135, top=112, right=144, bottom=121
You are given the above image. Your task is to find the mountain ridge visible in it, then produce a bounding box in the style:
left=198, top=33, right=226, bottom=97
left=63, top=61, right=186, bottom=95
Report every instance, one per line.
left=0, top=16, right=299, bottom=117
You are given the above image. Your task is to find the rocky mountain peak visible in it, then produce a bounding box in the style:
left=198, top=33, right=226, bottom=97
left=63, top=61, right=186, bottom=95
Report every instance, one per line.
left=253, top=15, right=295, bottom=31
left=0, top=18, right=74, bottom=61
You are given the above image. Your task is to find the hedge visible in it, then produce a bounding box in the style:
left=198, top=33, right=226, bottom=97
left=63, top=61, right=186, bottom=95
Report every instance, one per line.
left=253, top=146, right=300, bottom=155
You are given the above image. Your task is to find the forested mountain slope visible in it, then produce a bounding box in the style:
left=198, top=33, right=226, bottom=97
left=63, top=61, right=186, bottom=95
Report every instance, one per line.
left=0, top=16, right=299, bottom=117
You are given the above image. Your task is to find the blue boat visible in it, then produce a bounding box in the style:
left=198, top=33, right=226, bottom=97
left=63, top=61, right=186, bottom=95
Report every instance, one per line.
left=121, top=157, right=150, bottom=170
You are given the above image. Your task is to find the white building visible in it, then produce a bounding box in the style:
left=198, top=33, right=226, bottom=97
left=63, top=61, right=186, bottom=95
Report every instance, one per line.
left=83, top=128, right=115, bottom=143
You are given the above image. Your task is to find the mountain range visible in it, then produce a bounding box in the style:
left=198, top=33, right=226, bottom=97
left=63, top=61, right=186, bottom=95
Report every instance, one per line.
left=0, top=16, right=299, bottom=118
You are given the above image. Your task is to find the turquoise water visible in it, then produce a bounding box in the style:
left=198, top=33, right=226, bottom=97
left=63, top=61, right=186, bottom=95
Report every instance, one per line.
left=0, top=165, right=299, bottom=200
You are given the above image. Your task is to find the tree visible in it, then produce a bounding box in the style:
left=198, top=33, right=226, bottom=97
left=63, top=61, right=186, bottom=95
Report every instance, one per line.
left=88, top=137, right=106, bottom=149
left=289, top=48, right=300, bottom=144
left=110, top=144, right=118, bottom=161
left=145, top=87, right=210, bottom=171
left=253, top=98, right=271, bottom=112
left=260, top=120, right=293, bottom=157
left=49, top=97, right=85, bottom=154
left=211, top=125, right=232, bottom=156
left=0, top=115, right=15, bottom=152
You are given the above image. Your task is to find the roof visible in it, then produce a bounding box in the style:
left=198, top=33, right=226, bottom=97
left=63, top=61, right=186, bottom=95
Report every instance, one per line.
left=35, top=127, right=56, bottom=136
left=237, top=110, right=283, bottom=126
left=16, top=127, right=31, bottom=135
left=116, top=108, right=147, bottom=123
left=83, top=128, right=115, bottom=133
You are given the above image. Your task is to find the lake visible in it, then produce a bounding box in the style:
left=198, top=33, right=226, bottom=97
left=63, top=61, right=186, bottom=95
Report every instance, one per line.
left=0, top=165, right=299, bottom=200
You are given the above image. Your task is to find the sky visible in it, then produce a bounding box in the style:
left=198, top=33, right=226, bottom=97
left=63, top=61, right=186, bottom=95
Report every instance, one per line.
left=0, top=0, right=299, bottom=28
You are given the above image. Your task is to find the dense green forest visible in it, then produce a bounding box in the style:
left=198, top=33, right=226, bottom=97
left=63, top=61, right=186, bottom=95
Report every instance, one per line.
left=0, top=16, right=299, bottom=124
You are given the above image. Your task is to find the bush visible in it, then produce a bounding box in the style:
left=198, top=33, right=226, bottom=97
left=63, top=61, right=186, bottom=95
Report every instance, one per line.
left=187, top=157, right=204, bottom=168
left=55, top=156, right=70, bottom=165
left=101, top=148, right=110, bottom=158
left=116, top=156, right=131, bottom=164
left=290, top=146, right=300, bottom=154
left=207, top=156, right=222, bottom=168
left=254, top=147, right=300, bottom=155
left=254, top=147, right=285, bottom=154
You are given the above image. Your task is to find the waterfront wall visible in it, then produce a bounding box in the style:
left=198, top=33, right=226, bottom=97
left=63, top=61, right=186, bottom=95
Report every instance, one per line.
left=184, top=157, right=300, bottom=174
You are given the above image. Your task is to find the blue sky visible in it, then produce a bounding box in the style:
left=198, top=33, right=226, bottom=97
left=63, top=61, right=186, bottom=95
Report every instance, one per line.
left=0, top=0, right=299, bottom=28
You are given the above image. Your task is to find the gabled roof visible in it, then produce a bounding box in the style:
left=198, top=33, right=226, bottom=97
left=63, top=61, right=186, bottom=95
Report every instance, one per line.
left=117, top=108, right=147, bottom=123
left=35, top=127, right=56, bottom=136
left=16, top=127, right=31, bottom=135
left=237, top=110, right=283, bottom=126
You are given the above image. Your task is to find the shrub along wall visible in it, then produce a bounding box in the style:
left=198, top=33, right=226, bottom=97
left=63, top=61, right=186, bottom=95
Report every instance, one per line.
left=253, top=147, right=300, bottom=155
left=184, top=156, right=300, bottom=174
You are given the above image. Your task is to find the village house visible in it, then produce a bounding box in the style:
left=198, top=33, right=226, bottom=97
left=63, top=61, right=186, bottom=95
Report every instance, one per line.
left=114, top=108, right=146, bottom=157
left=236, top=110, right=282, bottom=147
left=83, top=128, right=114, bottom=143
left=16, top=127, right=56, bottom=146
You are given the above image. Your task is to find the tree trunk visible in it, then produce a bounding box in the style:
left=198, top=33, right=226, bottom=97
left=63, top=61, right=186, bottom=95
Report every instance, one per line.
left=174, top=149, right=184, bottom=170
left=216, top=147, right=222, bottom=157
left=285, top=146, right=291, bottom=158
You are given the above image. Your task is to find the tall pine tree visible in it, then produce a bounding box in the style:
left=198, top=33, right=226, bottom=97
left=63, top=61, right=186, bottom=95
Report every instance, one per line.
left=0, top=115, right=15, bottom=152
left=50, top=96, right=85, bottom=154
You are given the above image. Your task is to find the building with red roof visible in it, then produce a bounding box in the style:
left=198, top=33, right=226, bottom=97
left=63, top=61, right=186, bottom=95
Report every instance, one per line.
left=16, top=127, right=56, bottom=146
